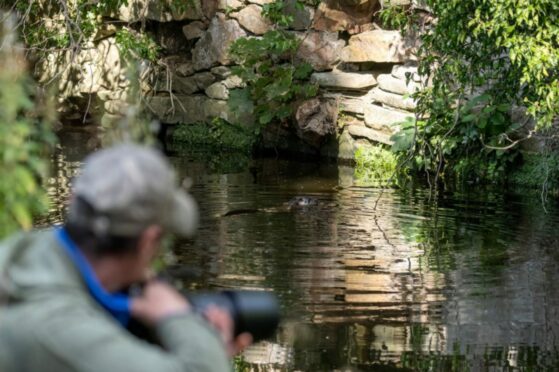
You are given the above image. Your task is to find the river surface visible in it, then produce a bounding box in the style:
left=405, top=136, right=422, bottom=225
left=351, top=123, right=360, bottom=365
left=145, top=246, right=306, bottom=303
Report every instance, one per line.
left=46, top=128, right=559, bottom=371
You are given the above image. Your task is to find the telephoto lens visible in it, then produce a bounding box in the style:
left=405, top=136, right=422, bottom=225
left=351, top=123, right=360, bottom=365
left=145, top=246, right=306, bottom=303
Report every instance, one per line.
left=185, top=290, right=280, bottom=342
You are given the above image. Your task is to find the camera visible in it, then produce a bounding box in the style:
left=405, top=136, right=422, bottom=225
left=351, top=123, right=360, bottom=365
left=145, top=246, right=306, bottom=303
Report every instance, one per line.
left=186, top=290, right=280, bottom=342
left=128, top=289, right=280, bottom=344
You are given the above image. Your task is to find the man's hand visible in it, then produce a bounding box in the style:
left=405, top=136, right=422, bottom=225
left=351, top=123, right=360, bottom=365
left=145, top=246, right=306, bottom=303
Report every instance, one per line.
left=131, top=281, right=253, bottom=355
left=131, top=281, right=190, bottom=326
left=203, top=306, right=253, bottom=356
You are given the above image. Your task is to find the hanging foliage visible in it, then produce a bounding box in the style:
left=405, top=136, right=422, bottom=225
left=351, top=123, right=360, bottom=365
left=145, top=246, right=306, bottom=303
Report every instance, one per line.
left=386, top=0, right=559, bottom=184
left=229, top=0, right=318, bottom=134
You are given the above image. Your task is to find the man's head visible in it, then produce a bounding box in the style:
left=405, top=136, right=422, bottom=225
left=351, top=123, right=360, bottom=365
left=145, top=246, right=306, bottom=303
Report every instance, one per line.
left=65, top=144, right=198, bottom=283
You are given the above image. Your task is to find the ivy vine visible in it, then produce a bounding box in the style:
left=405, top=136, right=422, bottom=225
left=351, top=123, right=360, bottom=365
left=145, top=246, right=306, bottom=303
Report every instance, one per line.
left=228, top=0, right=318, bottom=134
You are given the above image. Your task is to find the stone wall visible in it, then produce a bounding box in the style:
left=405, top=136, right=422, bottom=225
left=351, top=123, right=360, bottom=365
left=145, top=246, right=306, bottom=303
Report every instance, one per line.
left=38, top=0, right=425, bottom=160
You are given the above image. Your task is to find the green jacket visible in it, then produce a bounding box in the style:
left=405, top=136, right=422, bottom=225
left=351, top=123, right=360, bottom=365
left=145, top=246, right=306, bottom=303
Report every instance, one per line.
left=0, top=229, right=231, bottom=372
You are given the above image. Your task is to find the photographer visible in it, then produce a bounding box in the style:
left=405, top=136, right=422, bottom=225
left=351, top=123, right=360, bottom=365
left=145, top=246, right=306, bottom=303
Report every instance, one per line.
left=0, top=144, right=252, bottom=372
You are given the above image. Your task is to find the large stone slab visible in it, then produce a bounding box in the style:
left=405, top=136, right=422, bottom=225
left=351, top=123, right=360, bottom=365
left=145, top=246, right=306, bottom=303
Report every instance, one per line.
left=364, top=104, right=413, bottom=130
left=342, top=30, right=416, bottom=63
left=146, top=95, right=230, bottom=124
left=192, top=14, right=247, bottom=71
left=104, top=99, right=129, bottom=116
left=150, top=70, right=215, bottom=94
left=117, top=0, right=204, bottom=22
left=295, top=31, right=345, bottom=72
left=193, top=72, right=217, bottom=89
left=222, top=75, right=244, bottom=89
left=325, top=92, right=372, bottom=115
left=311, top=71, right=377, bottom=90
left=160, top=55, right=195, bottom=77
left=205, top=82, right=229, bottom=100
left=217, top=0, right=244, bottom=9
left=182, top=21, right=206, bottom=40
left=284, top=0, right=315, bottom=30
left=203, top=99, right=230, bottom=121
left=377, top=73, right=421, bottom=95
left=76, top=39, right=124, bottom=94
left=391, top=63, right=420, bottom=82
left=230, top=4, right=272, bottom=35
left=98, top=89, right=130, bottom=102
left=36, top=38, right=127, bottom=99
left=248, top=0, right=275, bottom=4
left=339, top=96, right=365, bottom=114
left=211, top=66, right=232, bottom=79
left=412, top=0, right=431, bottom=11
left=176, top=62, right=196, bottom=77
left=313, top=0, right=379, bottom=33
left=340, top=97, right=365, bottom=115
left=380, top=0, right=411, bottom=6
left=338, top=129, right=357, bottom=160
left=152, top=74, right=199, bottom=94
left=370, top=87, right=416, bottom=111
left=294, top=97, right=338, bottom=148
left=146, top=95, right=206, bottom=124
left=347, top=124, right=394, bottom=145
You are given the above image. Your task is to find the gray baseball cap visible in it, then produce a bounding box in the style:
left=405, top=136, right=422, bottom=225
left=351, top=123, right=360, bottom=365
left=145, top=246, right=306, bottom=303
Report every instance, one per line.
left=69, top=144, right=198, bottom=237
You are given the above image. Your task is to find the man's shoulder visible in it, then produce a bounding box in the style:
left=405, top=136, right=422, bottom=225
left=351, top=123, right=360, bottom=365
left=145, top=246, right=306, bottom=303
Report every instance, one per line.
left=7, top=286, right=109, bottom=320
left=0, top=227, right=82, bottom=288
left=0, top=228, right=48, bottom=253
left=0, top=291, right=138, bottom=372
left=0, top=228, right=59, bottom=268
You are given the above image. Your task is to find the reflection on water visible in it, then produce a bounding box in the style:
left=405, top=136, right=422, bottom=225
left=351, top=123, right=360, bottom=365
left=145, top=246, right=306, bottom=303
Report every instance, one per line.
left=42, top=128, right=98, bottom=226
left=47, top=130, right=559, bottom=371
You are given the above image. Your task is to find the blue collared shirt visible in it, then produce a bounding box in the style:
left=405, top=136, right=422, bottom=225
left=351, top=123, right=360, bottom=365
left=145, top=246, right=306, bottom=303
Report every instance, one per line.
left=55, top=227, right=131, bottom=326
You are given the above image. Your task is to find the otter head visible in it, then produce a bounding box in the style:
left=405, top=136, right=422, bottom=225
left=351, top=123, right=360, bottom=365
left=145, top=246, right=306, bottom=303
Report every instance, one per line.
left=287, top=196, right=318, bottom=208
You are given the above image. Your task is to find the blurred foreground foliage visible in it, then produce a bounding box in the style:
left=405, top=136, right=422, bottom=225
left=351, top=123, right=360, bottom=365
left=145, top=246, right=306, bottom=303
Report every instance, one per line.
left=0, top=15, right=56, bottom=238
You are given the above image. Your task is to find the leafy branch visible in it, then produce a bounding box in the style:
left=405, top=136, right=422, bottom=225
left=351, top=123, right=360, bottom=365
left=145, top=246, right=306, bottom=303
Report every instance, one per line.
left=390, top=0, right=559, bottom=185
left=228, top=0, right=318, bottom=133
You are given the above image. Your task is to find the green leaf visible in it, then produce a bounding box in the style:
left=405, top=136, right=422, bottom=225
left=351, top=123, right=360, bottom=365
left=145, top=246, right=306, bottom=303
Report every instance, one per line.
left=15, top=167, right=37, bottom=193
left=497, top=104, right=510, bottom=112
left=259, top=111, right=274, bottom=125
left=11, top=203, right=32, bottom=230
left=293, top=63, right=313, bottom=79
left=391, top=128, right=415, bottom=152
left=461, top=114, right=477, bottom=122
left=228, top=88, right=254, bottom=114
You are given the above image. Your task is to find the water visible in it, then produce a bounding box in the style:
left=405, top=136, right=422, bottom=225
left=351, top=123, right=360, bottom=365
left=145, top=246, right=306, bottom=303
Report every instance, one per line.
left=47, top=129, right=559, bottom=371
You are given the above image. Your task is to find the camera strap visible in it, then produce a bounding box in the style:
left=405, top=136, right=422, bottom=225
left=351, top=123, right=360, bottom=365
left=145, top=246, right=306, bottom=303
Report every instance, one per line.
left=54, top=227, right=131, bottom=327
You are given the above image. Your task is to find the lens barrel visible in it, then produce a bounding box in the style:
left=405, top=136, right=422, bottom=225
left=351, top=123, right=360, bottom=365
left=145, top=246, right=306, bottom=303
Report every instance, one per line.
left=185, top=290, right=280, bottom=342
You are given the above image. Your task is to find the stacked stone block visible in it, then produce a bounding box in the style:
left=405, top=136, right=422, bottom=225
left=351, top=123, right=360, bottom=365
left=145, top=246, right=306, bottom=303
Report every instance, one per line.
left=38, top=0, right=425, bottom=159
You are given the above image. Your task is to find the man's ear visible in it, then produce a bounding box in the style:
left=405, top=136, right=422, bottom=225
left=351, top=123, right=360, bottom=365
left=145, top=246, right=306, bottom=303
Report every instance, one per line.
left=137, top=225, right=163, bottom=261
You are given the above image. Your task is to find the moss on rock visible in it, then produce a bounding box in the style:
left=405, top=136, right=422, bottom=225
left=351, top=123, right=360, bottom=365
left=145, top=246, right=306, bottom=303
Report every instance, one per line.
left=353, top=143, right=398, bottom=186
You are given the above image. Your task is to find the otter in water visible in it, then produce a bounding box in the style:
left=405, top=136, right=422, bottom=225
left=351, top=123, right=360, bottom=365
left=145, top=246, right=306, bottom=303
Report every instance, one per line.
left=221, top=196, right=318, bottom=217
left=285, top=196, right=318, bottom=207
